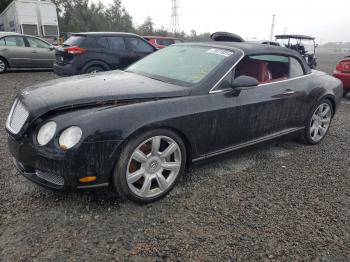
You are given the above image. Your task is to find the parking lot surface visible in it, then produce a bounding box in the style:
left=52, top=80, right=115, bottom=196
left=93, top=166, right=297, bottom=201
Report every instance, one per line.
left=1, top=57, right=350, bottom=260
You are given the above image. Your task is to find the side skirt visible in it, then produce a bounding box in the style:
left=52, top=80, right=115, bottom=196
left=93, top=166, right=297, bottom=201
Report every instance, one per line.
left=192, top=127, right=305, bottom=162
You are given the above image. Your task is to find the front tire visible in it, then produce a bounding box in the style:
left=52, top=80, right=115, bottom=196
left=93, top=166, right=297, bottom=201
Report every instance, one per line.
left=0, top=57, right=7, bottom=74
left=300, top=99, right=333, bottom=145
left=85, top=66, right=104, bottom=74
left=113, top=129, right=187, bottom=203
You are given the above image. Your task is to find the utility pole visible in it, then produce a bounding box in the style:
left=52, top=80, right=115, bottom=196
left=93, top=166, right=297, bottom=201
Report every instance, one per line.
left=170, top=0, right=180, bottom=35
left=270, top=14, right=276, bottom=40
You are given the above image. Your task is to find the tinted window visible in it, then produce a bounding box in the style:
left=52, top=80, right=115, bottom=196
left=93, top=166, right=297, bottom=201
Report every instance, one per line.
left=81, top=37, right=108, bottom=49
left=27, top=37, right=50, bottom=48
left=95, top=37, right=108, bottom=49
left=0, top=38, right=5, bottom=46
left=4, top=36, right=25, bottom=47
left=127, top=37, right=154, bottom=53
left=290, top=57, right=304, bottom=78
left=64, top=36, right=86, bottom=46
left=156, top=38, right=175, bottom=46
left=127, top=46, right=233, bottom=84
left=235, top=55, right=289, bottom=84
left=107, top=37, right=126, bottom=50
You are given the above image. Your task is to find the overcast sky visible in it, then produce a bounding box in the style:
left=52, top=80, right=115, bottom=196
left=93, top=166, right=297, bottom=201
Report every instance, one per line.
left=99, top=0, right=350, bottom=43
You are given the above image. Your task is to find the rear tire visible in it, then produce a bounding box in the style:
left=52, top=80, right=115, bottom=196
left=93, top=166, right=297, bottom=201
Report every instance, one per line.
left=113, top=129, right=186, bottom=203
left=85, top=66, right=104, bottom=74
left=0, top=57, right=7, bottom=74
left=299, top=99, right=333, bottom=145
left=343, top=90, right=348, bottom=97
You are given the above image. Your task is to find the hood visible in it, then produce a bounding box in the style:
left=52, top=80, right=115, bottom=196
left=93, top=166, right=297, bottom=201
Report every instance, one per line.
left=18, top=70, right=191, bottom=119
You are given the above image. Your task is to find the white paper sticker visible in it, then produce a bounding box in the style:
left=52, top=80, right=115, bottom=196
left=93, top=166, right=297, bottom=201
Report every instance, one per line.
left=207, top=48, right=233, bottom=57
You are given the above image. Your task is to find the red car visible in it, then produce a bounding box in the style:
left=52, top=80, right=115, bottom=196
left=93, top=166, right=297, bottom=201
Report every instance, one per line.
left=333, top=57, right=350, bottom=97
left=143, top=36, right=183, bottom=49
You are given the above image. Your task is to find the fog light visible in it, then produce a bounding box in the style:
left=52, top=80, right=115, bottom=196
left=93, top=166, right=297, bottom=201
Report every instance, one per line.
left=79, top=176, right=97, bottom=183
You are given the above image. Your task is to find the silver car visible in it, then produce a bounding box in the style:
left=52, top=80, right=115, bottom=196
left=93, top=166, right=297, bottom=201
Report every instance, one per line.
left=0, top=32, right=55, bottom=73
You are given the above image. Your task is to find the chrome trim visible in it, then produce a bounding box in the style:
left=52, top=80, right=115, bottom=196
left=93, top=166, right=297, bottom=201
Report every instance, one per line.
left=192, top=127, right=305, bottom=162
left=77, top=183, right=109, bottom=189
left=6, top=99, right=30, bottom=135
left=209, top=50, right=245, bottom=94
left=257, top=72, right=314, bottom=87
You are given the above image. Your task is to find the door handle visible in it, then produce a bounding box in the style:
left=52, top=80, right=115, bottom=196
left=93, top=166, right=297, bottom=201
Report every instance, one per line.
left=282, top=90, right=295, bottom=95
left=31, top=50, right=37, bottom=53
left=1, top=48, right=8, bottom=51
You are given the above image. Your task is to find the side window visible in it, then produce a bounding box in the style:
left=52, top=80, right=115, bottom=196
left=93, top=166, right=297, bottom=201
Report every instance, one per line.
left=0, top=38, right=5, bottom=46
left=83, top=37, right=108, bottom=49
left=95, top=37, right=108, bottom=49
left=127, top=37, right=154, bottom=53
left=4, top=36, right=25, bottom=47
left=27, top=37, right=50, bottom=48
left=235, top=55, right=289, bottom=84
left=217, top=70, right=234, bottom=90
left=289, top=57, right=305, bottom=78
left=107, top=37, right=126, bottom=51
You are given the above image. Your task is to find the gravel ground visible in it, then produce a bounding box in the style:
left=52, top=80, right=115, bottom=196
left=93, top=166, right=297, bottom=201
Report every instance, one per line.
left=1, top=55, right=350, bottom=261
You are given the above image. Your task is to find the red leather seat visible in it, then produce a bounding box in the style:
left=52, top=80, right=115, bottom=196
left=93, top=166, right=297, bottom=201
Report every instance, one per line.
left=236, top=60, right=272, bottom=84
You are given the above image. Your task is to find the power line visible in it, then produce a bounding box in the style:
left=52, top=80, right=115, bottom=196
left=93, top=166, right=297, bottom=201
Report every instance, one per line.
left=170, top=0, right=180, bottom=34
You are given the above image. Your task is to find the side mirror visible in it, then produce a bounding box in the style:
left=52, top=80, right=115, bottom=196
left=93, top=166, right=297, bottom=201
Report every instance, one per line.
left=49, top=45, right=55, bottom=51
left=231, top=75, right=259, bottom=88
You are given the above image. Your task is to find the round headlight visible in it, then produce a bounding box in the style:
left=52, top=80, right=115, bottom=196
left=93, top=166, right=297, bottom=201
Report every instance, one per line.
left=37, top=121, right=57, bottom=146
left=59, top=126, right=82, bottom=150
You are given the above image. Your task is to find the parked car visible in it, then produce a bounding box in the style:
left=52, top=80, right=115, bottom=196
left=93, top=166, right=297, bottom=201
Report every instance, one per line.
left=0, top=32, right=55, bottom=73
left=143, top=36, right=183, bottom=49
left=333, top=57, right=350, bottom=97
left=53, top=32, right=156, bottom=76
left=7, top=42, right=343, bottom=203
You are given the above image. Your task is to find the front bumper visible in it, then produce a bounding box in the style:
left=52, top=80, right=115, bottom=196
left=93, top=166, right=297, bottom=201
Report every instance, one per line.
left=8, top=135, right=120, bottom=191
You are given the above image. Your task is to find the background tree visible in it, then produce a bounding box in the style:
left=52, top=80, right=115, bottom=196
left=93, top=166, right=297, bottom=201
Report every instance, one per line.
left=137, top=17, right=154, bottom=36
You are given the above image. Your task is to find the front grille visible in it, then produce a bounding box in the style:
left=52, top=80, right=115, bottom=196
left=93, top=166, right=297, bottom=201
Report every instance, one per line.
left=6, top=99, right=29, bottom=134
left=36, top=170, right=65, bottom=186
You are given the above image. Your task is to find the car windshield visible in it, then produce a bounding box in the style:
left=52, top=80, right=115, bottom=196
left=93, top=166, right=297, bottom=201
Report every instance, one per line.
left=127, top=45, right=234, bottom=85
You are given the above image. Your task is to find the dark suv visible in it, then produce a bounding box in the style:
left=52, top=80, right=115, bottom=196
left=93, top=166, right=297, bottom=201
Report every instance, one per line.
left=53, top=32, right=156, bottom=76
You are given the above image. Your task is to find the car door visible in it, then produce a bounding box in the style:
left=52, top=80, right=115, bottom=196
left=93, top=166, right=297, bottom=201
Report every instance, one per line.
left=2, top=36, right=29, bottom=67
left=125, top=37, right=155, bottom=65
left=105, top=36, right=130, bottom=69
left=233, top=54, right=306, bottom=142
left=25, top=36, right=55, bottom=68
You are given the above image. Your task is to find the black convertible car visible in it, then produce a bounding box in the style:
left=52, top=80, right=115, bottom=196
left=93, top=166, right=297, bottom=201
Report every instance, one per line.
left=6, top=42, right=343, bottom=203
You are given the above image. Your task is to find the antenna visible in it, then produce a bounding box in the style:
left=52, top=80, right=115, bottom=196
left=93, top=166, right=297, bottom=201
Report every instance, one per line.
left=270, top=14, right=276, bottom=40
left=170, top=0, right=180, bottom=34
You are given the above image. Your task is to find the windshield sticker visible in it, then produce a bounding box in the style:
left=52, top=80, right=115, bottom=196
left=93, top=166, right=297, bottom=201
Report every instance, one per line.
left=207, top=49, right=233, bottom=57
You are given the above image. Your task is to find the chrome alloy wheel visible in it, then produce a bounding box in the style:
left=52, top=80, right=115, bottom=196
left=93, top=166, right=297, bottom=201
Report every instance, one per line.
left=310, top=103, right=332, bottom=142
left=126, top=136, right=182, bottom=198
left=0, top=59, right=5, bottom=72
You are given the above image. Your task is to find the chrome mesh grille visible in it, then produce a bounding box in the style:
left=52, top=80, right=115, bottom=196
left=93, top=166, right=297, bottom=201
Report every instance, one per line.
left=6, top=99, right=29, bottom=134
left=36, top=171, right=65, bottom=186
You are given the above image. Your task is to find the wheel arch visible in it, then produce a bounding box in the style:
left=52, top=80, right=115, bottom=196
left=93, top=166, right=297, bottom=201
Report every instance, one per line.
left=82, top=60, right=110, bottom=73
left=108, top=125, right=194, bottom=182
left=320, top=95, right=336, bottom=116
left=0, top=55, right=10, bottom=68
